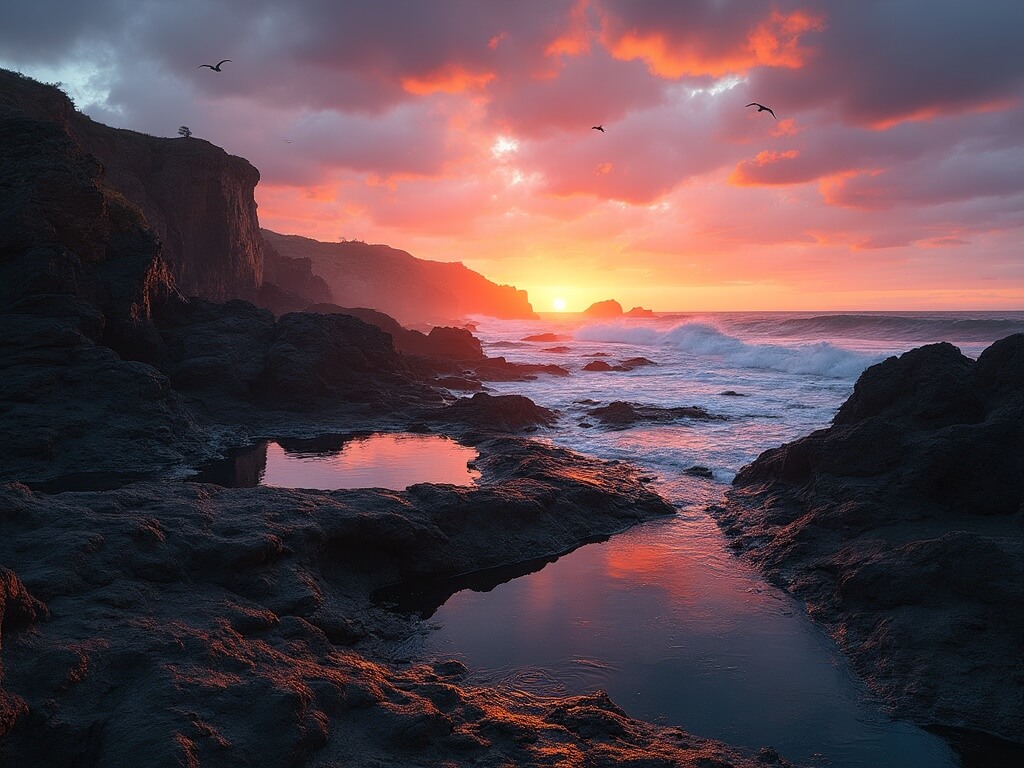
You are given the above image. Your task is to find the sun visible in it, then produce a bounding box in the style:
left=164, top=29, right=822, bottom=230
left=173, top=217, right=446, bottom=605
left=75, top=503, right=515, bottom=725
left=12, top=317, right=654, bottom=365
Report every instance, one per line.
left=552, top=297, right=567, bottom=311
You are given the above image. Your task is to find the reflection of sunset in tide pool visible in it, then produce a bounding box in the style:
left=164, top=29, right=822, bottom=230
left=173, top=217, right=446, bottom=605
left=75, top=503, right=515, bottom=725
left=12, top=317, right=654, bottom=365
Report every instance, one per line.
left=259, top=434, right=480, bottom=491
left=420, top=514, right=957, bottom=768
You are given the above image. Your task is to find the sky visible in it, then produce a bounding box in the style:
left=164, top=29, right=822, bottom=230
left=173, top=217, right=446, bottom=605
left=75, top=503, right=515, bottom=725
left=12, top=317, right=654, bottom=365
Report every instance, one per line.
left=2, top=0, right=1023, bottom=312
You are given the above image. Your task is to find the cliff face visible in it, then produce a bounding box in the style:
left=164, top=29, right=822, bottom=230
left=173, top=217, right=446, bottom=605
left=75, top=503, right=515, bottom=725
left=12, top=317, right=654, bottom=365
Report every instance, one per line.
left=262, top=230, right=537, bottom=325
left=77, top=123, right=264, bottom=302
left=259, top=233, right=333, bottom=314
left=0, top=68, right=264, bottom=303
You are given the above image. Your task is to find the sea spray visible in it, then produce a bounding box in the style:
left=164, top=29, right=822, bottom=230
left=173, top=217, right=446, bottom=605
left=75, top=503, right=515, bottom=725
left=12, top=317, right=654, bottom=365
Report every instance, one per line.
left=574, top=321, right=884, bottom=378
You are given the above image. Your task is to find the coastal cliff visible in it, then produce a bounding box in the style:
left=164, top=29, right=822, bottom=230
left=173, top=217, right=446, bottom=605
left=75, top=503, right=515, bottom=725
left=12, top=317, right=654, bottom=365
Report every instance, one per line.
left=263, top=229, right=537, bottom=325
left=0, top=68, right=264, bottom=303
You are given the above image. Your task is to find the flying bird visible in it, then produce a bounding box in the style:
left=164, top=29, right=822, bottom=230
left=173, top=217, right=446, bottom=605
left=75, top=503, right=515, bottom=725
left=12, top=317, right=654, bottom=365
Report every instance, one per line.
left=282, top=138, right=293, bottom=144
left=591, top=125, right=605, bottom=132
left=198, top=59, right=232, bottom=72
left=745, top=102, right=777, bottom=120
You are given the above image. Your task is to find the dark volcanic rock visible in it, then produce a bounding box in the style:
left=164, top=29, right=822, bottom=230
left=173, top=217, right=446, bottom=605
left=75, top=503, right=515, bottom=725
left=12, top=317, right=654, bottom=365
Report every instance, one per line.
left=587, top=401, right=723, bottom=428
left=425, top=393, right=557, bottom=433
left=303, top=304, right=485, bottom=360
left=433, top=376, right=485, bottom=392
left=261, top=312, right=422, bottom=410
left=0, top=69, right=268, bottom=304
left=470, top=356, right=569, bottom=381
left=684, top=465, right=714, bottom=479
left=618, top=356, right=657, bottom=369
left=714, top=336, right=1024, bottom=744
left=583, top=358, right=657, bottom=372
left=0, top=443, right=795, bottom=768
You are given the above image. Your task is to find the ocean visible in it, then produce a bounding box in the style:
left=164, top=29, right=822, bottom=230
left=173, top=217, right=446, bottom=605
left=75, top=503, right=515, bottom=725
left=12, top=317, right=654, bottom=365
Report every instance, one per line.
left=401, top=311, right=1024, bottom=768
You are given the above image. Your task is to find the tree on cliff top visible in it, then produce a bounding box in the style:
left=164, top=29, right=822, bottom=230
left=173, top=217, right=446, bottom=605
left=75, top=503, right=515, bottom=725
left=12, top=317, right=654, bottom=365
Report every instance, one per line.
left=178, top=125, right=192, bottom=138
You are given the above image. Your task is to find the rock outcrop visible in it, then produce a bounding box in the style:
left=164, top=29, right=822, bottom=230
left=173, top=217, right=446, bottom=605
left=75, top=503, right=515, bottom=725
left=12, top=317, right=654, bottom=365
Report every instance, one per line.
left=587, top=401, right=723, bottom=428
left=262, top=229, right=537, bottom=325
left=303, top=304, right=484, bottom=360
left=0, top=441, right=793, bottom=768
left=583, top=299, right=624, bottom=317
left=0, top=69, right=267, bottom=304
left=583, top=357, right=656, bottom=372
left=712, top=337, right=1024, bottom=744
left=258, top=235, right=333, bottom=314
left=425, top=393, right=558, bottom=433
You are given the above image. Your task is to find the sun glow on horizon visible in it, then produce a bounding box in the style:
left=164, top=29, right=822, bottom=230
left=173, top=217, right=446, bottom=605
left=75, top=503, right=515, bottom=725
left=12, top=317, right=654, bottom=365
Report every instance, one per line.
left=552, top=297, right=567, bottom=311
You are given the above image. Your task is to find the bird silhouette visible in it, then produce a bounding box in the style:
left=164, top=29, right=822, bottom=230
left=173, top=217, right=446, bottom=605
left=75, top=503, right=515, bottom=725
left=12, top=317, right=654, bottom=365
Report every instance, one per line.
left=591, top=125, right=605, bottom=132
left=282, top=138, right=293, bottom=144
left=198, top=59, right=232, bottom=72
left=745, top=102, right=777, bottom=120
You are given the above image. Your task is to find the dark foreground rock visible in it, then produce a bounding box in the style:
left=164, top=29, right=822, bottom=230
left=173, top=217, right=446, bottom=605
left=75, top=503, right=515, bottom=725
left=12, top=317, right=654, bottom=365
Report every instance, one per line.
left=711, top=337, right=1024, bottom=744
left=0, top=440, right=783, bottom=768
left=588, top=401, right=724, bottom=428
left=424, top=392, right=558, bottom=433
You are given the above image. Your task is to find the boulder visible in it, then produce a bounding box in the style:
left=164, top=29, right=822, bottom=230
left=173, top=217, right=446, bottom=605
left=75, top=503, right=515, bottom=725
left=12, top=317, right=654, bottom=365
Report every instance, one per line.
left=715, top=335, right=1024, bottom=743
left=587, top=401, right=722, bottom=428
left=426, top=393, right=557, bottom=433
left=582, top=299, right=623, bottom=317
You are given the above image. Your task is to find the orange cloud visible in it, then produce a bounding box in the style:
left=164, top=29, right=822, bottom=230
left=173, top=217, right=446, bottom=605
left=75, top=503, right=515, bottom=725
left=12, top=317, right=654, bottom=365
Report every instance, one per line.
left=818, top=169, right=886, bottom=208
left=605, top=9, right=823, bottom=78
left=771, top=118, right=802, bottom=137
left=402, top=65, right=495, bottom=95
left=867, top=96, right=1019, bottom=130
left=747, top=10, right=825, bottom=68
left=729, top=149, right=801, bottom=185
left=546, top=0, right=593, bottom=57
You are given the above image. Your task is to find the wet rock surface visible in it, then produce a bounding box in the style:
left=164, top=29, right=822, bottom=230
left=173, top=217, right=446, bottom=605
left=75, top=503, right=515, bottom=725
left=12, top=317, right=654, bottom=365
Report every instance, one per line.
left=713, top=337, right=1024, bottom=745
left=423, top=392, right=558, bottom=433
left=0, top=441, right=782, bottom=768
left=584, top=357, right=657, bottom=372
left=588, top=401, right=724, bottom=428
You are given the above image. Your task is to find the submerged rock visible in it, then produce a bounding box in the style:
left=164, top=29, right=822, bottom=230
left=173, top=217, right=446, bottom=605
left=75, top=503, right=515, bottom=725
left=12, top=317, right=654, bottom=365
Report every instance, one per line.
left=583, top=358, right=656, bottom=372
left=588, top=401, right=724, bottom=428
left=521, top=333, right=565, bottom=342
left=684, top=465, right=714, bottom=479
left=714, top=335, right=1024, bottom=744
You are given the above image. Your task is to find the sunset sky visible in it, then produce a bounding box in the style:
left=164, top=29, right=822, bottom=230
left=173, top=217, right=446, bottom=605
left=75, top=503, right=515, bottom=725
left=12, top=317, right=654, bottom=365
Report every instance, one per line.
left=3, top=0, right=1023, bottom=311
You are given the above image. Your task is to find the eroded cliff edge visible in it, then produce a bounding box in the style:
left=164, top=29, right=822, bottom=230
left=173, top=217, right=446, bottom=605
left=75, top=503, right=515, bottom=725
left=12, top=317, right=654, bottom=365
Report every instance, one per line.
left=711, top=338, right=1024, bottom=745
left=0, top=68, right=265, bottom=303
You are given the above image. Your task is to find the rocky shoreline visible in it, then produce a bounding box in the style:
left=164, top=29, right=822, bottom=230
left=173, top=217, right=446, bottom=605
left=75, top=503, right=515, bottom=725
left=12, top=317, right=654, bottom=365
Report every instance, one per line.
left=0, top=69, right=798, bottom=766
left=711, top=338, right=1024, bottom=748
left=5, top=65, right=1021, bottom=767
left=0, top=436, right=802, bottom=767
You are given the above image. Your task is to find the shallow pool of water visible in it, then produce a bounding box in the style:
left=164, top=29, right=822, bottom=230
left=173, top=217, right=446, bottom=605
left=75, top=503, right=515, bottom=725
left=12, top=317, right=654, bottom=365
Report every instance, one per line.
left=391, top=512, right=959, bottom=768
left=193, top=432, right=480, bottom=491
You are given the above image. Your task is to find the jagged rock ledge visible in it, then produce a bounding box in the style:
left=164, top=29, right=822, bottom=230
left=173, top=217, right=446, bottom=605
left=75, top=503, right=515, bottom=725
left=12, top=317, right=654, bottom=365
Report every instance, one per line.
left=709, top=336, right=1024, bottom=746
left=1, top=438, right=788, bottom=767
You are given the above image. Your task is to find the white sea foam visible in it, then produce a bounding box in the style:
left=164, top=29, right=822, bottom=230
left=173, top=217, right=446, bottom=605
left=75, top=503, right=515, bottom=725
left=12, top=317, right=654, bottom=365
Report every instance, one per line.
left=573, top=321, right=884, bottom=378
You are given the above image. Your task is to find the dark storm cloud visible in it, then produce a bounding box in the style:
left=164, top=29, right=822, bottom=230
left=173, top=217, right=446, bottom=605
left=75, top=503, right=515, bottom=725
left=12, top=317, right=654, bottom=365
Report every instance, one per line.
left=750, top=0, right=1024, bottom=126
